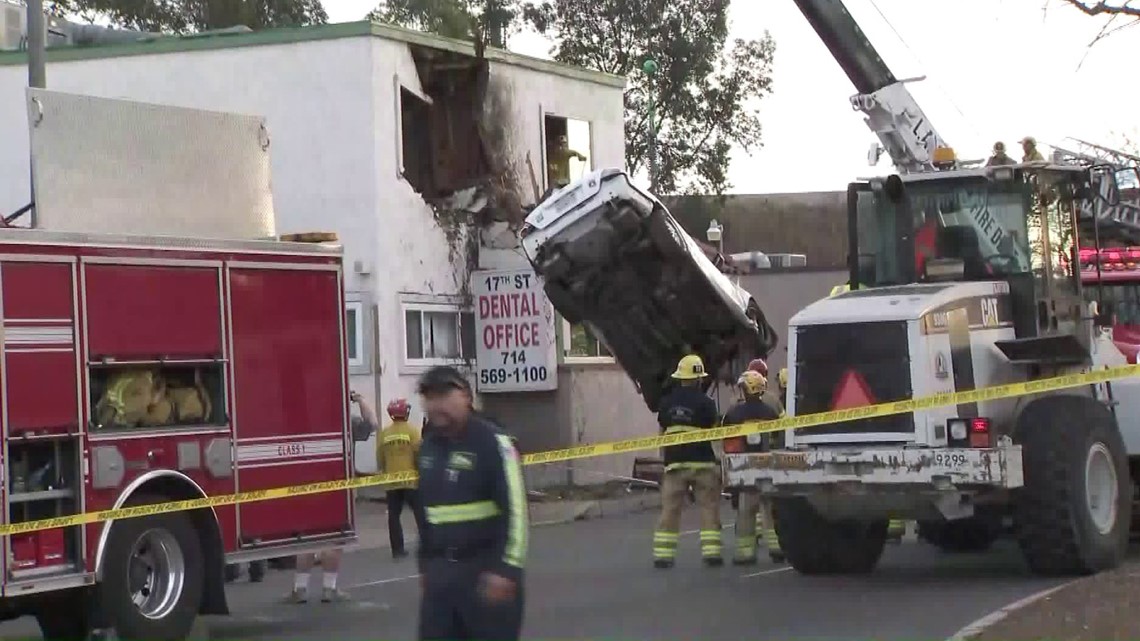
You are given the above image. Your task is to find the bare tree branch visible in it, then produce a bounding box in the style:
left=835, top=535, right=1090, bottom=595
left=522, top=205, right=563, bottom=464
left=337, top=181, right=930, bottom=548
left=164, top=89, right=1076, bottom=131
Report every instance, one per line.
left=1060, top=0, right=1140, bottom=17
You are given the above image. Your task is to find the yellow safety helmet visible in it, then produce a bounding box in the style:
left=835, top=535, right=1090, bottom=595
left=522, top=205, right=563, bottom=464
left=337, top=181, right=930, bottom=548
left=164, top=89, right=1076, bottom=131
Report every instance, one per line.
left=671, top=354, right=709, bottom=380
left=778, top=368, right=788, bottom=388
left=738, top=370, right=767, bottom=396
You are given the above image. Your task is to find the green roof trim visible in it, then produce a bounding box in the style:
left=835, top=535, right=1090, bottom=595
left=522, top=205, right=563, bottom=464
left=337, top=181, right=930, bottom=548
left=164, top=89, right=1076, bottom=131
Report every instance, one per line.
left=0, top=20, right=626, bottom=89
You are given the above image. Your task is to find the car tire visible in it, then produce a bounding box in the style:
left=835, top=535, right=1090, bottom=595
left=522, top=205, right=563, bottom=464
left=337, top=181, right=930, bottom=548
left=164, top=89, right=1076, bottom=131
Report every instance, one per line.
left=98, top=494, right=205, bottom=641
left=646, top=209, right=687, bottom=261
left=1014, top=395, right=1131, bottom=576
left=773, top=497, right=887, bottom=575
left=543, top=281, right=584, bottom=324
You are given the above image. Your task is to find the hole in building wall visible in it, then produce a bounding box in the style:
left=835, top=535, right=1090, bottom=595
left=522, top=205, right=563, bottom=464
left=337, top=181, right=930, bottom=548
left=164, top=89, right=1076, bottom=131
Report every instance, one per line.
left=399, top=45, right=493, bottom=200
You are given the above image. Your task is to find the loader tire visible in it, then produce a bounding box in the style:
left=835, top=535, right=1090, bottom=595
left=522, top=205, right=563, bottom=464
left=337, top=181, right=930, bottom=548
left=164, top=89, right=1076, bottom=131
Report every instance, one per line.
left=917, top=516, right=1000, bottom=553
left=1014, top=395, right=1131, bottom=576
left=773, top=497, right=888, bottom=575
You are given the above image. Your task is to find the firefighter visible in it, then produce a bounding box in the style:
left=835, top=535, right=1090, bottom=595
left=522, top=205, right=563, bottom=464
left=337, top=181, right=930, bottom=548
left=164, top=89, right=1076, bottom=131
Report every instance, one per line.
left=415, top=366, right=528, bottom=641
left=986, top=141, right=1015, bottom=167
left=377, top=396, right=427, bottom=559
left=723, top=370, right=783, bottom=565
left=1021, top=136, right=1045, bottom=163
left=653, top=354, right=722, bottom=568
left=547, top=134, right=587, bottom=188
left=777, top=368, right=788, bottom=410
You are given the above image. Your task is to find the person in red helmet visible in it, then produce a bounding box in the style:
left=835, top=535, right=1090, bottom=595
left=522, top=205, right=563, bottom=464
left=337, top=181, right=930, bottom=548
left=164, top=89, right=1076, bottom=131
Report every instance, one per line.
left=377, top=396, right=427, bottom=559
left=747, top=358, right=768, bottom=377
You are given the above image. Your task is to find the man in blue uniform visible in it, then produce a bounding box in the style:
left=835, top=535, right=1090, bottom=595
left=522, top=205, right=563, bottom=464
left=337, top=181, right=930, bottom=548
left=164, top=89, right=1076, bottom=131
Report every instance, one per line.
left=652, top=354, right=723, bottom=568
left=414, top=366, right=529, bottom=641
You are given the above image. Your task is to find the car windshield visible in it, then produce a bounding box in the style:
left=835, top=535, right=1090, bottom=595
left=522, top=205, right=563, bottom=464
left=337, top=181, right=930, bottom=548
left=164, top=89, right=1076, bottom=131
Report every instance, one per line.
left=854, top=176, right=1038, bottom=287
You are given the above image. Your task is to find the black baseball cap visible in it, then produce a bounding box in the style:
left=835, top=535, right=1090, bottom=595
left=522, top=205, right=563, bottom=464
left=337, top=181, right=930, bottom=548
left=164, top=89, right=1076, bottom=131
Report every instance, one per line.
left=417, top=366, right=471, bottom=396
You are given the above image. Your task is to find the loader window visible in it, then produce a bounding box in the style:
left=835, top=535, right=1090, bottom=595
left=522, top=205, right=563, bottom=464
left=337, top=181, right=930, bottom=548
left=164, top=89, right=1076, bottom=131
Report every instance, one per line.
left=858, top=178, right=1033, bottom=287
left=88, top=364, right=227, bottom=432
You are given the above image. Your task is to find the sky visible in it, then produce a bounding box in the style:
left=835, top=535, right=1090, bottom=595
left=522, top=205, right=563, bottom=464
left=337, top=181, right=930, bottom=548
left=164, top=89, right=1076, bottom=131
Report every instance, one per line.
left=326, top=0, right=1140, bottom=194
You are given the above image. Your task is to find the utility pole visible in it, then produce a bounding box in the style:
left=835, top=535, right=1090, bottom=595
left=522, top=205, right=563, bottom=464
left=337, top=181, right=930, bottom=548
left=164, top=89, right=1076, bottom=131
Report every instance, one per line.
left=643, top=58, right=658, bottom=194
left=26, top=0, right=46, bottom=228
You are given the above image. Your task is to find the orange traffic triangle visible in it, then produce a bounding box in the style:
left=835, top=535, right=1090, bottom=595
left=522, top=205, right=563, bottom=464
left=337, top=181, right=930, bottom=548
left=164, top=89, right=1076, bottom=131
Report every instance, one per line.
left=830, top=370, right=876, bottom=410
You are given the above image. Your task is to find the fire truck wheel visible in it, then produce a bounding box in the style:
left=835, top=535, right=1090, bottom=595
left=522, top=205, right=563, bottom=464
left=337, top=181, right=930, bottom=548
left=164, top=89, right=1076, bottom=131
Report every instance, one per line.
left=773, top=497, right=888, bottom=575
left=543, top=281, right=583, bottom=324
left=100, top=496, right=205, bottom=641
left=1014, top=395, right=1131, bottom=576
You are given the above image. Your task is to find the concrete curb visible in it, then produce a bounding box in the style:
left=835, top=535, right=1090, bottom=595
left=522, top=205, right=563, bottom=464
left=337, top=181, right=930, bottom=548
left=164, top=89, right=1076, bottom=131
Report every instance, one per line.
left=944, top=580, right=1078, bottom=641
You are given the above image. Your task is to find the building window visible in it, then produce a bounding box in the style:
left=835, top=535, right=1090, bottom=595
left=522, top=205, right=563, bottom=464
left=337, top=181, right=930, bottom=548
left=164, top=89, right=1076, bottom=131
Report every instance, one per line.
left=543, top=114, right=592, bottom=192
left=563, top=320, right=611, bottom=360
left=346, top=301, right=365, bottom=368
left=404, top=303, right=477, bottom=365
left=399, top=86, right=434, bottom=194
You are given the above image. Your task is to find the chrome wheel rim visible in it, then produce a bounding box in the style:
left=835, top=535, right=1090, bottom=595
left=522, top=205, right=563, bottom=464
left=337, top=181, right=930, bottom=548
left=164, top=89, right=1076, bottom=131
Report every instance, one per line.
left=128, top=528, right=185, bottom=619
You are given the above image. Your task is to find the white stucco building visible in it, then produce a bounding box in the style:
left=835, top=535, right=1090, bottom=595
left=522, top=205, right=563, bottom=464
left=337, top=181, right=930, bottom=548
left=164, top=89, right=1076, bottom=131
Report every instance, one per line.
left=0, top=21, right=641, bottom=477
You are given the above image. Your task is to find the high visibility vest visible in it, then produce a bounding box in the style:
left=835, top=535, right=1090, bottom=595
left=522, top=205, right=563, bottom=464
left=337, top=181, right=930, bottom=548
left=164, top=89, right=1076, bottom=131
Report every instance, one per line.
left=830, top=283, right=852, bottom=297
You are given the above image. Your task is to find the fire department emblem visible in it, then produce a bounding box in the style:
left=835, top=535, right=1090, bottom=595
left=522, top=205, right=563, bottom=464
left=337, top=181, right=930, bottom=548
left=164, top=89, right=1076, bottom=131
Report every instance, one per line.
left=934, top=352, right=949, bottom=380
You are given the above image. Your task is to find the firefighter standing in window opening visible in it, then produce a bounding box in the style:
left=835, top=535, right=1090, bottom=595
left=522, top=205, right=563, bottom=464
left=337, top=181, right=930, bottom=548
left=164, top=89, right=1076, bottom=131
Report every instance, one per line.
left=377, top=397, right=428, bottom=559
left=415, top=366, right=529, bottom=641
left=723, top=369, right=785, bottom=565
left=548, top=134, right=587, bottom=189
left=653, top=354, right=723, bottom=568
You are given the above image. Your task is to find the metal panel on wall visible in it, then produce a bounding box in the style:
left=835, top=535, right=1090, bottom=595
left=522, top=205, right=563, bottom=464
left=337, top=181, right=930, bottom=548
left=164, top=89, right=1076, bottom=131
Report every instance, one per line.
left=26, top=88, right=276, bottom=239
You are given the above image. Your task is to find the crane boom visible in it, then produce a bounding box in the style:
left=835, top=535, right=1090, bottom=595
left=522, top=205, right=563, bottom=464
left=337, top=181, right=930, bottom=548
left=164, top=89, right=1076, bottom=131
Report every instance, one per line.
left=793, top=0, right=949, bottom=174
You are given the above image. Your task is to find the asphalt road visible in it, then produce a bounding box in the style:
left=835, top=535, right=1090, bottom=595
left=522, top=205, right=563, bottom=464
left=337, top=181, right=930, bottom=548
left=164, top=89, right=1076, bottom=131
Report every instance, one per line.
left=0, top=508, right=1069, bottom=641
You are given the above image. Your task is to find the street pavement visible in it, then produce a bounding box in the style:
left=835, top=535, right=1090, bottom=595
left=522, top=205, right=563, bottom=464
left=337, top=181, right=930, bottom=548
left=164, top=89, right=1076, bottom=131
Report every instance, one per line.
left=0, top=501, right=1073, bottom=641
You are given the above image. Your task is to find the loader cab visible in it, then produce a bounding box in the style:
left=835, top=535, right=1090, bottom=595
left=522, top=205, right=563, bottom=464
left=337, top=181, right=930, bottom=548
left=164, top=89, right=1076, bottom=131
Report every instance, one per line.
left=847, top=165, right=1095, bottom=342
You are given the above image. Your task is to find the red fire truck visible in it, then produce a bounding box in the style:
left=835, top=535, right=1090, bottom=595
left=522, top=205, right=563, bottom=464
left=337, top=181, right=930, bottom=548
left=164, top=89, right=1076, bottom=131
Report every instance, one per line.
left=0, top=227, right=355, bottom=640
left=1079, top=246, right=1140, bottom=363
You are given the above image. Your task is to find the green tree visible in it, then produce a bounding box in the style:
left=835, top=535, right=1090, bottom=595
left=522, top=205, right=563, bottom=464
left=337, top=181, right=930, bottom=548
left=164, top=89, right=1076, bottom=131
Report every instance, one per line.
left=49, top=0, right=327, bottom=34
left=367, top=0, right=520, bottom=47
left=525, top=0, right=775, bottom=195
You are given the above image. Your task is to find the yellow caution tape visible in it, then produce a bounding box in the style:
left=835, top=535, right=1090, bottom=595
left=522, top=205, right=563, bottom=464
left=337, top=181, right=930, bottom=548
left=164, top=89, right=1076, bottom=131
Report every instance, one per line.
left=4, top=364, right=1136, bottom=536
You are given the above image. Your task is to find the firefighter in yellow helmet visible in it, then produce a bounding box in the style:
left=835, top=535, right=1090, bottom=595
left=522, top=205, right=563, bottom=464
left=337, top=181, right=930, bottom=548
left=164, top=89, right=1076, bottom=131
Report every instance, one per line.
left=777, top=368, right=789, bottom=410
left=722, top=369, right=784, bottom=565
left=1020, top=136, right=1044, bottom=163
left=653, top=354, right=722, bottom=568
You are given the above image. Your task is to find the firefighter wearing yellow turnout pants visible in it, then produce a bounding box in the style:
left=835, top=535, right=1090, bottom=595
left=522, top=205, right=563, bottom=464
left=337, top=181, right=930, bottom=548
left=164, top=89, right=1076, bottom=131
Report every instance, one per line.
left=829, top=282, right=907, bottom=543
left=653, top=354, right=722, bottom=568
left=723, top=369, right=784, bottom=565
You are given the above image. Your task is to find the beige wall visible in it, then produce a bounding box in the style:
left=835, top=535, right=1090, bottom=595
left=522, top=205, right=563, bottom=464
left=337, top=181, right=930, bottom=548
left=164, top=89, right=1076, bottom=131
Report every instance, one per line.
left=737, top=268, right=848, bottom=373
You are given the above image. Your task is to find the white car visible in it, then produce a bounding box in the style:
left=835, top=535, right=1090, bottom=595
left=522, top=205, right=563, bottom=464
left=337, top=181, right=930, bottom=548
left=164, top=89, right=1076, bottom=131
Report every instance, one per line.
left=519, top=168, right=777, bottom=411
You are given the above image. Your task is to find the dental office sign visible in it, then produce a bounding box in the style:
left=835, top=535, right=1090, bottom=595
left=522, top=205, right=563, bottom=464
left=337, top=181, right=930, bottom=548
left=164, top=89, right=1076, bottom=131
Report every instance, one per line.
left=472, top=268, right=558, bottom=393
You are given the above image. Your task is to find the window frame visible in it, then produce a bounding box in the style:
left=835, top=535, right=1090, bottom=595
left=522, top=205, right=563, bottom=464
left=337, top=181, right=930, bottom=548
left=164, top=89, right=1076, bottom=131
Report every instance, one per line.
left=395, top=74, right=434, bottom=183
left=401, top=300, right=476, bottom=368
left=560, top=317, right=614, bottom=365
left=540, top=109, right=595, bottom=193
left=344, top=294, right=371, bottom=375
